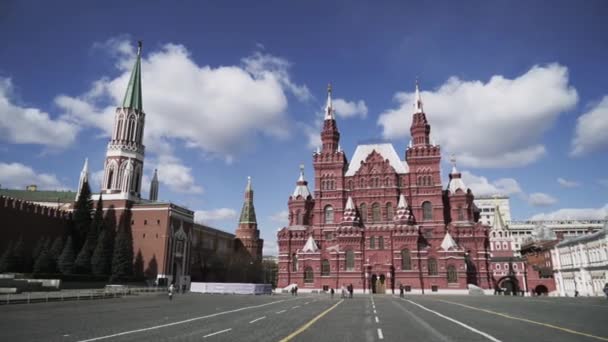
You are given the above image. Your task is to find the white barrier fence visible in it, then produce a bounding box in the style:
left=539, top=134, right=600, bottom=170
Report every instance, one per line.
left=190, top=282, right=272, bottom=295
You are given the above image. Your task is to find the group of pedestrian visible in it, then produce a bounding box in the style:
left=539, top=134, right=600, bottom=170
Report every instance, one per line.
left=167, top=283, right=188, bottom=300
left=338, top=284, right=354, bottom=299
left=290, top=285, right=299, bottom=296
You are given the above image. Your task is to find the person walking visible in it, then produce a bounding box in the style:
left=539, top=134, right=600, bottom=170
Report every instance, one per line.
left=341, top=285, right=346, bottom=299
left=330, top=288, right=335, bottom=299
left=349, top=284, right=354, bottom=299
left=399, top=284, right=404, bottom=298
left=603, top=283, right=608, bottom=300
left=168, top=283, right=175, bottom=301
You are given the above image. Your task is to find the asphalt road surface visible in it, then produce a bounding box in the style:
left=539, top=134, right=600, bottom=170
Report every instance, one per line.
left=1, top=292, right=607, bottom=342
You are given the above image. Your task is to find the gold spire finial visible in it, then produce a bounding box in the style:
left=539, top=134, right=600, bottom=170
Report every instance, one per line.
left=137, top=40, right=142, bottom=56
left=299, top=164, right=305, bottom=172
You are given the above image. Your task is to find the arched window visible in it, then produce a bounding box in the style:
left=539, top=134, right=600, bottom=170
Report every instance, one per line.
left=324, top=205, right=334, bottom=224
left=401, top=249, right=411, bottom=270
left=378, top=236, right=384, bottom=250
left=370, top=236, right=376, bottom=249
left=385, top=177, right=389, bottom=187
left=422, top=201, right=432, bottom=221
left=348, top=180, right=352, bottom=190
left=304, top=266, right=314, bottom=283
left=321, top=259, right=330, bottom=276
left=292, top=253, right=298, bottom=272
left=372, top=202, right=381, bottom=222
left=133, top=172, right=140, bottom=192
left=428, top=257, right=438, bottom=275
left=457, top=206, right=464, bottom=221
left=296, top=210, right=302, bottom=225
left=345, top=250, right=354, bottom=271
left=447, top=265, right=457, bottom=283
left=359, top=203, right=367, bottom=222
left=386, top=203, right=394, bottom=221
left=107, top=169, right=114, bottom=189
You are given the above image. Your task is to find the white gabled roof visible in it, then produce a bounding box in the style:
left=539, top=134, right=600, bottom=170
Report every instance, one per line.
left=302, top=235, right=319, bottom=253
left=345, top=196, right=355, bottom=210
left=447, top=165, right=467, bottom=194
left=345, top=143, right=409, bottom=176
left=440, top=231, right=459, bottom=251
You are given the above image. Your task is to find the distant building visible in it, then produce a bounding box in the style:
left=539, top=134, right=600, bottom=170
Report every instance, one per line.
left=0, top=187, right=77, bottom=211
left=552, top=222, right=608, bottom=297
left=474, top=196, right=512, bottom=226
left=520, top=239, right=559, bottom=295
left=488, top=205, right=526, bottom=294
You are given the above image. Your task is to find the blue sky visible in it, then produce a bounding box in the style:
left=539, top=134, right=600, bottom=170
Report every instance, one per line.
left=1, top=0, right=607, bottom=255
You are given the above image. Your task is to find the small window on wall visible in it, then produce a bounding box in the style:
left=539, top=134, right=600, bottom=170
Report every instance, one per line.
left=324, top=205, right=334, bottom=224
left=345, top=250, right=355, bottom=271
left=304, top=267, right=314, bottom=283
left=370, top=236, right=376, bottom=249
left=292, top=254, right=298, bottom=272
left=359, top=204, right=367, bottom=222
left=428, top=258, right=438, bottom=275
left=144, top=220, right=147, bottom=225
left=386, top=203, right=394, bottom=221
left=372, top=202, right=381, bottom=222
left=431, top=285, right=438, bottom=292
left=422, top=201, right=432, bottom=221
left=378, top=236, right=384, bottom=250
left=321, top=259, right=330, bottom=276
left=401, top=249, right=412, bottom=270
left=447, top=265, right=458, bottom=283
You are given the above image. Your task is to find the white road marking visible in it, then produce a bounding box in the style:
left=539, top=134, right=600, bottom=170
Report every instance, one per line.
left=75, top=299, right=291, bottom=342
left=249, top=316, right=266, bottom=324
left=292, top=305, right=300, bottom=309
left=305, top=302, right=311, bottom=305
left=404, top=299, right=502, bottom=342
left=373, top=309, right=377, bottom=314
left=377, top=328, right=384, bottom=340
left=276, top=310, right=287, bottom=314
left=203, top=328, right=232, bottom=338
left=375, top=316, right=379, bottom=323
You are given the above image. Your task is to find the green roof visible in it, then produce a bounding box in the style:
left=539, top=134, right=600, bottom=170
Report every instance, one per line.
left=239, top=201, right=257, bottom=224
left=0, top=189, right=76, bottom=203
left=122, top=41, right=143, bottom=111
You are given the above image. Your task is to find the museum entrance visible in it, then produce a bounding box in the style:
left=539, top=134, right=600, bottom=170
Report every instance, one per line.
left=371, top=274, right=386, bottom=294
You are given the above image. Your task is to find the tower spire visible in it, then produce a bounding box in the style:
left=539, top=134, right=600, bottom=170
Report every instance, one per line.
left=415, top=78, right=423, bottom=114
left=240, top=176, right=257, bottom=223
left=149, top=169, right=159, bottom=201
left=76, top=158, right=89, bottom=201
left=325, top=83, right=334, bottom=120
left=122, top=41, right=143, bottom=111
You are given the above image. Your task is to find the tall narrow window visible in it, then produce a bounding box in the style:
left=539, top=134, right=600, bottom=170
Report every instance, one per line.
left=386, top=203, right=394, bottom=221
left=107, top=169, right=114, bottom=189
left=457, top=206, right=464, bottom=221
left=324, top=205, right=334, bottom=224
left=296, top=210, right=302, bottom=225
left=422, top=201, right=433, bottom=221
left=321, top=259, right=330, bottom=276
left=346, top=250, right=354, bottom=271
left=447, top=265, right=458, bottom=283
left=304, top=266, right=314, bottom=283
left=401, top=249, right=411, bottom=270
left=370, top=236, right=376, bottom=249
left=372, top=202, right=381, bottom=222
left=428, top=257, right=438, bottom=275
left=359, top=203, right=367, bottom=222
left=292, top=253, right=298, bottom=272
left=378, top=236, right=384, bottom=250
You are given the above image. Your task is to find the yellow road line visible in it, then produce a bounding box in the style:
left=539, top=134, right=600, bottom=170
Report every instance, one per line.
left=435, top=299, right=608, bottom=341
left=278, top=300, right=344, bottom=342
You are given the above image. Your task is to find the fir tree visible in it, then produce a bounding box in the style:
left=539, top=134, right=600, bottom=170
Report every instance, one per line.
left=58, top=236, right=75, bottom=275
left=91, top=229, right=112, bottom=276
left=11, top=236, right=26, bottom=273
left=0, top=241, right=14, bottom=273
left=33, top=246, right=54, bottom=274
left=90, top=194, right=105, bottom=238
left=133, top=250, right=144, bottom=280
left=31, top=236, right=46, bottom=264
left=74, top=239, right=92, bottom=274
left=111, top=209, right=134, bottom=282
left=72, top=181, right=93, bottom=252
left=49, top=236, right=64, bottom=261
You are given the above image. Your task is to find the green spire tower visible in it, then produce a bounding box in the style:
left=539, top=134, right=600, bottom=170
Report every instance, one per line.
left=122, top=41, right=143, bottom=111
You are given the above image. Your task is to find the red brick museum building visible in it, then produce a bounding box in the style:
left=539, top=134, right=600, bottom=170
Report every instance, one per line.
left=277, top=84, right=493, bottom=294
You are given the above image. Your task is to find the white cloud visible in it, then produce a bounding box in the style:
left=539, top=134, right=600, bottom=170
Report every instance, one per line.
left=529, top=204, right=608, bottom=220
left=378, top=64, right=578, bottom=167
left=194, top=208, right=238, bottom=224
left=0, top=162, right=67, bottom=190
left=571, top=96, right=608, bottom=156
left=147, top=154, right=203, bottom=194
left=557, top=177, right=580, bottom=188
left=263, top=241, right=278, bottom=256
left=461, top=171, right=522, bottom=197
left=528, top=192, right=558, bottom=207
left=0, top=78, right=78, bottom=148
left=333, top=98, right=368, bottom=118
left=269, top=210, right=289, bottom=225
left=56, top=39, right=308, bottom=161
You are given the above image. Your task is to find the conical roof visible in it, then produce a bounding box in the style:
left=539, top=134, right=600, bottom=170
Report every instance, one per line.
left=122, top=41, right=143, bottom=111
left=440, top=231, right=459, bottom=251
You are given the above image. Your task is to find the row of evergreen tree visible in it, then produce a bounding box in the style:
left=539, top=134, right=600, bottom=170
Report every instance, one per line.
left=0, top=181, right=139, bottom=283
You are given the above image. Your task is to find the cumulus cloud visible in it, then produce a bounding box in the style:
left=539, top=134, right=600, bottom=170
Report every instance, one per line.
left=56, top=39, right=309, bottom=161
left=528, top=192, right=558, bottom=207
left=333, top=98, right=368, bottom=118
left=461, top=171, right=522, bottom=197
left=269, top=210, right=289, bottom=225
left=571, top=96, right=608, bottom=156
left=0, top=78, right=78, bottom=148
left=0, top=162, right=67, bottom=190
left=529, top=204, right=608, bottom=220
left=378, top=64, right=578, bottom=167
left=557, top=177, right=580, bottom=188
left=194, top=208, right=238, bottom=224
left=147, top=154, right=203, bottom=194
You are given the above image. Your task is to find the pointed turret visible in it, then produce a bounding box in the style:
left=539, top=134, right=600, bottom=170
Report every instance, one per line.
left=341, top=196, right=360, bottom=226
left=236, top=176, right=263, bottom=261
left=394, top=194, right=414, bottom=224
left=122, top=41, right=143, bottom=112
left=440, top=231, right=460, bottom=251
left=302, top=235, right=320, bottom=253
left=447, top=156, right=467, bottom=194
left=292, top=165, right=312, bottom=199
left=320, top=83, right=340, bottom=153
left=289, top=166, right=315, bottom=226
left=149, top=169, right=159, bottom=201
left=414, top=79, right=423, bottom=114
left=324, top=83, right=334, bottom=120
left=409, top=80, right=431, bottom=147
left=76, top=158, right=89, bottom=200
